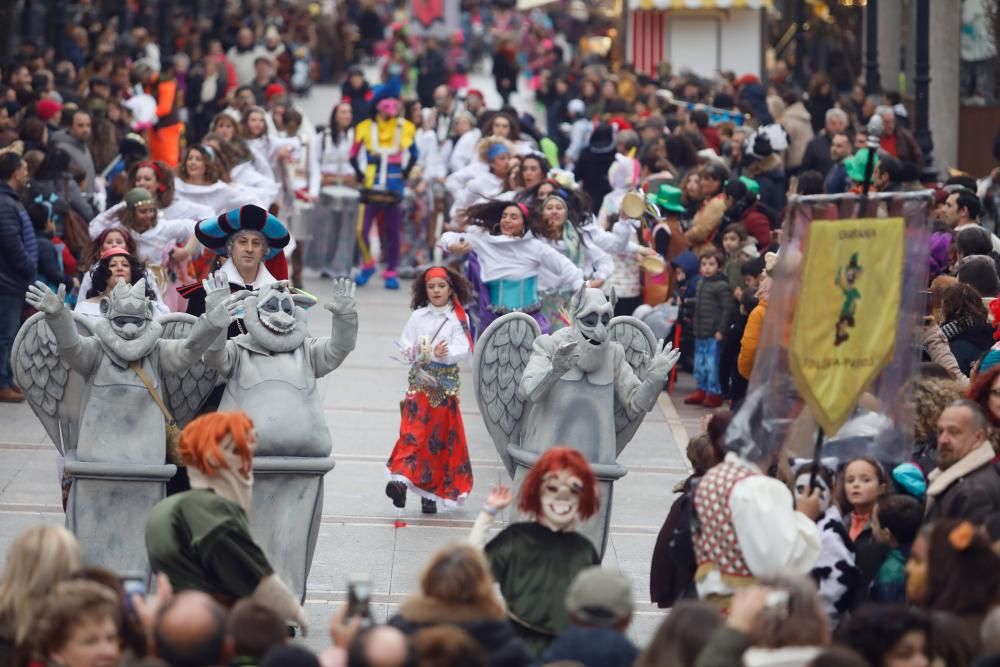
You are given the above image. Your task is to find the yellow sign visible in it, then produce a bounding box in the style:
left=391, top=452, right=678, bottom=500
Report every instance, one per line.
left=789, top=217, right=904, bottom=435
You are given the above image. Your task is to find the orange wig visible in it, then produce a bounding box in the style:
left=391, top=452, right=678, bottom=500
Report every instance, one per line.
left=178, top=411, right=256, bottom=477
left=518, top=447, right=600, bottom=519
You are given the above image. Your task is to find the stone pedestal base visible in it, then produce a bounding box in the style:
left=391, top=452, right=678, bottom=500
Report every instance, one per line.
left=249, top=456, right=335, bottom=603
left=64, top=456, right=176, bottom=582
left=507, top=446, right=627, bottom=560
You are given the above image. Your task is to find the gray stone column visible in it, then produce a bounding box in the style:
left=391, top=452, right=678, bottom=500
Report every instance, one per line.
left=878, top=0, right=903, bottom=92
left=929, top=0, right=961, bottom=172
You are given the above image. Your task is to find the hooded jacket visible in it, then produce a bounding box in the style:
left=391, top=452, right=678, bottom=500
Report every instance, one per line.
left=389, top=595, right=532, bottom=667
left=0, top=181, right=37, bottom=296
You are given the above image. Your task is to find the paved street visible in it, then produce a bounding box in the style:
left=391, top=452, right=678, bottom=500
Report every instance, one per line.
left=0, top=77, right=692, bottom=649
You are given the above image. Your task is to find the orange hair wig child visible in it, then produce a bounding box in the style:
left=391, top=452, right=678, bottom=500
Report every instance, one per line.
left=178, top=411, right=256, bottom=478
left=518, top=447, right=600, bottom=520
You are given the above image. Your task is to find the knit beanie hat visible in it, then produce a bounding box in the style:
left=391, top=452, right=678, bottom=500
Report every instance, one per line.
left=124, top=187, right=154, bottom=208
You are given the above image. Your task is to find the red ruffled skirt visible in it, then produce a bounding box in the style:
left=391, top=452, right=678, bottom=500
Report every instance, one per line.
left=386, top=390, right=473, bottom=506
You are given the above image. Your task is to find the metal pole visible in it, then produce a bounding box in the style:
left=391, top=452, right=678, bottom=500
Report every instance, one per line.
left=913, top=0, right=935, bottom=181
left=865, top=0, right=880, bottom=94
left=793, top=0, right=806, bottom=87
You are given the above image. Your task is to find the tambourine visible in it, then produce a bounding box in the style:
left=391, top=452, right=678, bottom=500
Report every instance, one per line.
left=621, top=190, right=646, bottom=219
left=640, top=253, right=667, bottom=274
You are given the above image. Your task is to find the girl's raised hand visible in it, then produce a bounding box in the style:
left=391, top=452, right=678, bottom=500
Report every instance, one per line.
left=485, top=485, right=513, bottom=511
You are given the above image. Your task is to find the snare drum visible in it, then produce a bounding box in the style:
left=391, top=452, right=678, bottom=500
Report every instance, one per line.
left=360, top=187, right=403, bottom=206
left=321, top=184, right=361, bottom=211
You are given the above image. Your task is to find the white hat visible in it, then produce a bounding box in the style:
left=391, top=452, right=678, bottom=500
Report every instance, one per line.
left=568, top=99, right=585, bottom=115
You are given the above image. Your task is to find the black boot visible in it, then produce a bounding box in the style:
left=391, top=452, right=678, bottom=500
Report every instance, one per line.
left=421, top=497, right=437, bottom=514
left=385, top=481, right=407, bottom=508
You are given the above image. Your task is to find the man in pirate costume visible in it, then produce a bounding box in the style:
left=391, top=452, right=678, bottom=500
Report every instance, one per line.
left=350, top=96, right=418, bottom=290
left=180, top=204, right=290, bottom=328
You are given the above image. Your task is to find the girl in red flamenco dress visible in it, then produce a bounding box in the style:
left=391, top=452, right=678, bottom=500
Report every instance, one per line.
left=385, top=266, right=475, bottom=514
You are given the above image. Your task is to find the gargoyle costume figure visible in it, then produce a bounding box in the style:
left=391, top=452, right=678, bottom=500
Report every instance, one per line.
left=474, top=286, right=680, bottom=556
left=13, top=274, right=237, bottom=577
left=202, top=277, right=359, bottom=600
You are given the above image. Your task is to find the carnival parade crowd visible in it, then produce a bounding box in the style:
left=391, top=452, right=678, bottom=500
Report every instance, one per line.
left=7, top=1, right=1000, bottom=667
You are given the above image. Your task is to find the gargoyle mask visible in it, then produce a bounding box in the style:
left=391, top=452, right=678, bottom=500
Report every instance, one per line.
left=242, top=282, right=311, bottom=353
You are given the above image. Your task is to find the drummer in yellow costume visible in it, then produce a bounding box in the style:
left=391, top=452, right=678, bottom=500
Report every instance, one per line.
left=349, top=97, right=418, bottom=290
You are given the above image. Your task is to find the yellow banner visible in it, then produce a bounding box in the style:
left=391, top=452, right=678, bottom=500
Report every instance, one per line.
left=789, top=218, right=904, bottom=435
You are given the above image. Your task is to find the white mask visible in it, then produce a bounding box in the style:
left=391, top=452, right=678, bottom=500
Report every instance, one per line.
left=538, top=470, right=584, bottom=532
left=187, top=433, right=255, bottom=512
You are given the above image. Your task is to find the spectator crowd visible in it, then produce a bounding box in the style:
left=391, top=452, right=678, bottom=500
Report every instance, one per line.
left=4, top=1, right=1000, bottom=667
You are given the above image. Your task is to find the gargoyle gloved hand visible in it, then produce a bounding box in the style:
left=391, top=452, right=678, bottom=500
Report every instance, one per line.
left=202, top=271, right=233, bottom=314
left=323, top=277, right=357, bottom=319
left=633, top=340, right=682, bottom=411
left=550, top=340, right=581, bottom=377
left=25, top=281, right=66, bottom=315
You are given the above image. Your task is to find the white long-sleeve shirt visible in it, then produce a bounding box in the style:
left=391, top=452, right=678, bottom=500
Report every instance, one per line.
left=536, top=233, right=614, bottom=291
left=438, top=227, right=583, bottom=288
left=87, top=211, right=196, bottom=266
left=415, top=129, right=447, bottom=182
left=696, top=453, right=822, bottom=599
left=89, top=199, right=215, bottom=240
left=231, top=162, right=280, bottom=207
left=445, top=160, right=488, bottom=212
left=448, top=128, right=481, bottom=173
left=399, top=303, right=471, bottom=366
left=453, top=171, right=505, bottom=214
left=307, top=128, right=355, bottom=198
left=174, top=180, right=267, bottom=214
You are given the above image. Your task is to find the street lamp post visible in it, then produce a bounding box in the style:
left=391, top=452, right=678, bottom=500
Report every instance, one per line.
left=865, top=0, right=880, bottom=95
left=913, top=0, right=935, bottom=181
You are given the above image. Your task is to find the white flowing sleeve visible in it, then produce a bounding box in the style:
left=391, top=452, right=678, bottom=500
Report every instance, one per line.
left=162, top=218, right=197, bottom=244
left=308, top=133, right=323, bottom=198
left=535, top=242, right=583, bottom=290
left=584, top=241, right=614, bottom=282
left=730, top=476, right=822, bottom=577
left=398, top=310, right=421, bottom=358
left=441, top=313, right=470, bottom=363
left=88, top=202, right=126, bottom=239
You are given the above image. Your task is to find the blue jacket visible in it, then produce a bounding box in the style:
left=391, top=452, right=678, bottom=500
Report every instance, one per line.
left=0, top=182, right=37, bottom=296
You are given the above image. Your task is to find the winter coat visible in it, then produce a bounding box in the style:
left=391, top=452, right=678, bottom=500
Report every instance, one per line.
left=941, top=318, right=995, bottom=376
left=685, top=195, right=727, bottom=254
left=0, top=182, right=37, bottom=297
left=740, top=204, right=773, bottom=250
left=29, top=175, right=96, bottom=223
left=537, top=625, right=638, bottom=667
left=389, top=596, right=532, bottom=667
left=800, top=132, right=834, bottom=176
left=781, top=102, right=814, bottom=171
left=34, top=231, right=63, bottom=288
left=926, top=444, right=1000, bottom=525
left=693, top=273, right=733, bottom=338
left=671, top=251, right=701, bottom=300
left=744, top=154, right=788, bottom=217
left=49, top=130, right=97, bottom=197
left=650, top=476, right=699, bottom=607
left=574, top=149, right=616, bottom=215
left=341, top=80, right=372, bottom=124
left=738, top=298, right=768, bottom=380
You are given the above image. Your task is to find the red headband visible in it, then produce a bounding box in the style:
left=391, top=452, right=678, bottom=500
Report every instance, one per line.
left=137, top=161, right=167, bottom=193
left=423, top=267, right=473, bottom=351
left=513, top=202, right=529, bottom=218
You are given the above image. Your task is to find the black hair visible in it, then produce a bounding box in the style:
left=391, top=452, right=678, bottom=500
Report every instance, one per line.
left=260, top=645, right=319, bottom=667
left=742, top=256, right=766, bottom=277
left=875, top=494, right=923, bottom=546
left=663, top=134, right=699, bottom=170
left=482, top=110, right=521, bottom=141
left=957, top=255, right=1000, bottom=297
left=955, top=190, right=982, bottom=221
left=835, top=605, right=930, bottom=667
left=955, top=226, right=993, bottom=258
left=945, top=175, right=978, bottom=192
left=688, top=109, right=709, bottom=129
left=34, top=147, right=72, bottom=180
left=876, top=156, right=904, bottom=184
left=87, top=253, right=155, bottom=300
left=410, top=266, right=473, bottom=310
left=808, top=647, right=869, bottom=667
left=797, top=170, right=825, bottom=195
left=702, top=162, right=731, bottom=184
left=0, top=151, right=22, bottom=180
left=27, top=202, right=49, bottom=231
left=464, top=199, right=528, bottom=237
left=899, top=161, right=920, bottom=183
